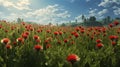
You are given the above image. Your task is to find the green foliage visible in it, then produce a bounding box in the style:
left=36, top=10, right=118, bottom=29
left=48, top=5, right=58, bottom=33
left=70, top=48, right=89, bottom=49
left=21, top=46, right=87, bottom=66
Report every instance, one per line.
left=0, top=21, right=120, bottom=67
left=17, top=18, right=23, bottom=23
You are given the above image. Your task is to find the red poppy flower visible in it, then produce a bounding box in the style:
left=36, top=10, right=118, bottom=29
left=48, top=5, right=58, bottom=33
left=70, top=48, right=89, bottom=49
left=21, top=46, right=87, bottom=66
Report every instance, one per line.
left=74, top=33, right=79, bottom=38
left=109, top=35, right=114, bottom=40
left=59, top=31, right=63, bottom=35
left=46, top=44, right=51, bottom=48
left=6, top=44, right=12, bottom=49
left=109, top=24, right=113, bottom=28
left=30, top=28, right=34, bottom=31
left=0, top=25, right=2, bottom=29
left=34, top=45, right=43, bottom=51
left=96, top=43, right=104, bottom=48
left=114, top=21, right=119, bottom=26
left=24, top=31, right=29, bottom=35
left=13, top=41, right=17, bottom=45
left=54, top=31, right=59, bottom=35
left=96, top=39, right=102, bottom=43
left=71, top=31, right=76, bottom=35
left=22, top=33, right=28, bottom=39
left=1, top=38, right=11, bottom=44
left=16, top=37, right=24, bottom=43
left=21, top=22, right=26, bottom=25
left=46, top=30, right=51, bottom=33
left=112, top=41, right=116, bottom=46
left=44, top=40, right=49, bottom=44
left=67, top=54, right=80, bottom=64
left=36, top=39, right=41, bottom=43
left=37, top=29, right=42, bottom=33
left=109, top=35, right=118, bottom=41
left=114, top=36, right=118, bottom=39
left=80, top=30, right=84, bottom=33
left=33, top=35, right=39, bottom=40
left=64, top=39, right=68, bottom=43
left=75, top=27, right=79, bottom=32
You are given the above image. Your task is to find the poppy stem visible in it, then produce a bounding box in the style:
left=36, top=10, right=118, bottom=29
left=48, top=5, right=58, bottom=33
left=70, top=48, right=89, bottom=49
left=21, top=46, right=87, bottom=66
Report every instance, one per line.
left=72, top=63, right=74, bottom=67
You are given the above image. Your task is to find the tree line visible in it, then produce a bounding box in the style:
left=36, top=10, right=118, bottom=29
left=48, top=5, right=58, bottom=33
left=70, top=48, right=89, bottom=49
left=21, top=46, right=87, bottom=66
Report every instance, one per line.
left=61, top=15, right=120, bottom=27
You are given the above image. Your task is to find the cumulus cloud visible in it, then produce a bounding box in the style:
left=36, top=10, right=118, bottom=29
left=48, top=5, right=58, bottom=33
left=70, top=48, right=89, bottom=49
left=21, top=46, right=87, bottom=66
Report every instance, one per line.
left=112, top=6, right=120, bottom=15
left=87, top=9, right=108, bottom=19
left=89, top=9, right=98, bottom=16
left=74, top=9, right=99, bottom=23
left=2, top=4, right=71, bottom=25
left=65, top=0, right=75, bottom=3
left=86, top=0, right=90, bottom=2
left=75, top=15, right=82, bottom=22
left=0, top=12, right=4, bottom=19
left=98, top=0, right=120, bottom=7
left=75, top=9, right=108, bottom=22
left=0, top=0, right=31, bottom=10
left=98, top=9, right=108, bottom=16
left=70, top=0, right=75, bottom=3
left=113, top=7, right=120, bottom=15
left=0, top=12, right=2, bottom=15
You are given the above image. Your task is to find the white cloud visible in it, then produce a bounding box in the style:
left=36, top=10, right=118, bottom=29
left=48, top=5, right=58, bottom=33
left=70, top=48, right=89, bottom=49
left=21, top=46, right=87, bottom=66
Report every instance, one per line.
left=1, top=13, right=21, bottom=21
left=75, top=15, right=83, bottom=22
left=98, top=0, right=120, bottom=7
left=26, top=4, right=70, bottom=18
left=113, top=7, right=120, bottom=15
left=112, top=6, right=118, bottom=9
left=70, top=0, right=75, bottom=3
left=86, top=0, right=90, bottom=2
left=0, top=12, right=7, bottom=20
left=86, top=9, right=108, bottom=19
left=73, top=9, right=98, bottom=22
left=2, top=4, right=71, bottom=25
left=0, top=0, right=31, bottom=10
left=32, top=4, right=71, bottom=24
left=100, top=1, right=120, bottom=16
left=98, top=9, right=108, bottom=16
left=89, top=9, right=98, bottom=16
left=66, top=0, right=75, bottom=3
left=0, top=12, right=2, bottom=15
left=88, top=9, right=108, bottom=17
left=112, top=6, right=120, bottom=15
left=112, top=0, right=120, bottom=4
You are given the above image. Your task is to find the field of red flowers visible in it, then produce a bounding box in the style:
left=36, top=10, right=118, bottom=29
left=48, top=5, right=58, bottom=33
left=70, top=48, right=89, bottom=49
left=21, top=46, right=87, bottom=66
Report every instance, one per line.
left=0, top=20, right=120, bottom=67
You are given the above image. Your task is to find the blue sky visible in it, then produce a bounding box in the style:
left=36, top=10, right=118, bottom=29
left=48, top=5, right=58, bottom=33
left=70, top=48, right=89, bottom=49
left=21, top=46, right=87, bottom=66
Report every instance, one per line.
left=0, top=0, right=120, bottom=24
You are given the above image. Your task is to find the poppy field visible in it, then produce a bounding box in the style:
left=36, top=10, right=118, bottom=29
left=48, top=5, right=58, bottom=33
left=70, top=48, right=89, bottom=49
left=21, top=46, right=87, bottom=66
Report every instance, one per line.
left=0, top=20, right=120, bottom=67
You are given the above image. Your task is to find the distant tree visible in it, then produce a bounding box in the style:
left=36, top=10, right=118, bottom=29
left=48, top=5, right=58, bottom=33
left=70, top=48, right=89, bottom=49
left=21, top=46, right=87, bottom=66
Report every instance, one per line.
left=106, top=16, right=111, bottom=23
left=82, top=15, right=85, bottom=22
left=69, top=21, right=71, bottom=24
left=84, top=18, right=89, bottom=23
left=48, top=22, right=52, bottom=26
left=89, top=16, right=96, bottom=22
left=103, top=18, right=107, bottom=24
left=17, top=18, right=23, bottom=23
left=75, top=19, right=78, bottom=23
left=56, top=23, right=58, bottom=26
left=61, top=23, right=66, bottom=27
left=102, top=16, right=112, bottom=25
left=115, top=17, right=120, bottom=20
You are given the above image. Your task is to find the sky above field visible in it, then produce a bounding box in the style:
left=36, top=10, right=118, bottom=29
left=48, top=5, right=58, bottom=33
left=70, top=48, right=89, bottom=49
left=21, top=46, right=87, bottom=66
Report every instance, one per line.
left=0, top=0, right=120, bottom=24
